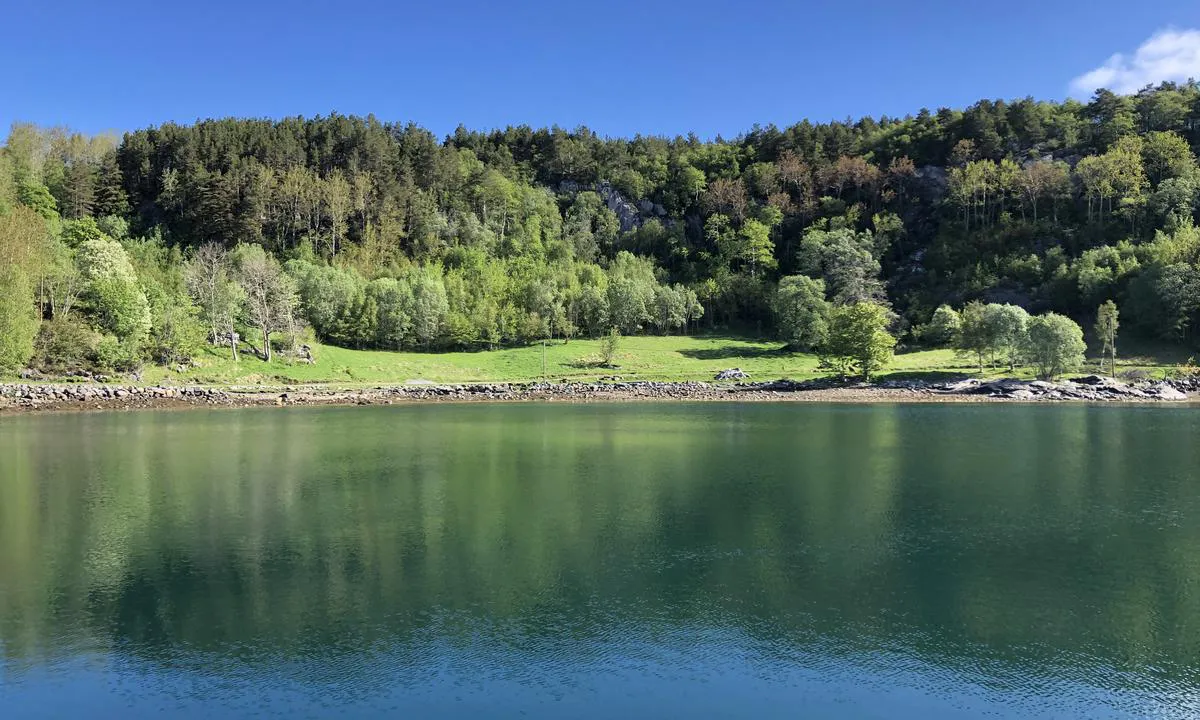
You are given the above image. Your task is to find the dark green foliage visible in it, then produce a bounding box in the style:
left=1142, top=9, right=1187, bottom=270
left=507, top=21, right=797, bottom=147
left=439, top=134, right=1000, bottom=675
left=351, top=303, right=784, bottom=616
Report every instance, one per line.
left=773, top=275, right=829, bottom=350
left=33, top=316, right=101, bottom=372
left=5, top=81, right=1200, bottom=376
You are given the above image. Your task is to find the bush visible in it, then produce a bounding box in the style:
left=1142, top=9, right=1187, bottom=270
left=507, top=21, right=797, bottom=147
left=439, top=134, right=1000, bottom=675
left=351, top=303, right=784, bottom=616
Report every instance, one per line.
left=33, top=316, right=101, bottom=372
left=92, top=335, right=143, bottom=373
left=148, top=300, right=207, bottom=365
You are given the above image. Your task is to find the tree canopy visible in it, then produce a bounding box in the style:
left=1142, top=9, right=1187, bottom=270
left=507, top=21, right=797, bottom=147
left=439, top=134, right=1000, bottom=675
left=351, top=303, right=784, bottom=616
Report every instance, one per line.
left=4, top=82, right=1200, bottom=374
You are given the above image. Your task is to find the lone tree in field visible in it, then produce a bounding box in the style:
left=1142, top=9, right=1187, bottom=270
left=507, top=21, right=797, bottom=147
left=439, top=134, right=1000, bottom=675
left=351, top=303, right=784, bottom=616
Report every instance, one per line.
left=1095, top=301, right=1119, bottom=377
left=234, top=244, right=297, bottom=362
left=1024, top=313, right=1087, bottom=380
left=600, top=326, right=620, bottom=367
left=822, top=301, right=896, bottom=381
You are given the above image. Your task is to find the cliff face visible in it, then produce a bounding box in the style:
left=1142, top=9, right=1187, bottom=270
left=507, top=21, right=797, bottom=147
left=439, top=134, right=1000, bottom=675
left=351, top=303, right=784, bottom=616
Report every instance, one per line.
left=560, top=180, right=668, bottom=232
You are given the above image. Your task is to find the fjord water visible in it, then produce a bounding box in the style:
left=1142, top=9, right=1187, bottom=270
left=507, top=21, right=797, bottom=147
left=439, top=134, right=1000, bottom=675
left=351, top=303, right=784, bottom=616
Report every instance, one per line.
left=2, top=404, right=1199, bottom=718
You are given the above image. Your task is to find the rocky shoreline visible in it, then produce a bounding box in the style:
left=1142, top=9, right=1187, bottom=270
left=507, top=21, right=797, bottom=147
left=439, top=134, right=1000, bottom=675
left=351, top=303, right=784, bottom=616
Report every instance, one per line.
left=0, top=374, right=1196, bottom=414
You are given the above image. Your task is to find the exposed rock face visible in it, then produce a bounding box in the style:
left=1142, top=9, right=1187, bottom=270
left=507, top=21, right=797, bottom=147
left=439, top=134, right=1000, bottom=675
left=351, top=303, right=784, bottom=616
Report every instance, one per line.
left=558, top=180, right=666, bottom=233
left=715, top=368, right=750, bottom=381
left=915, top=166, right=949, bottom=201
left=597, top=181, right=642, bottom=233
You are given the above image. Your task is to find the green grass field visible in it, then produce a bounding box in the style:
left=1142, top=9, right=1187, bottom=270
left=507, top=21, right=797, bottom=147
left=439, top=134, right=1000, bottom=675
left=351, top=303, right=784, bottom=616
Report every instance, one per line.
left=136, top=334, right=1186, bottom=387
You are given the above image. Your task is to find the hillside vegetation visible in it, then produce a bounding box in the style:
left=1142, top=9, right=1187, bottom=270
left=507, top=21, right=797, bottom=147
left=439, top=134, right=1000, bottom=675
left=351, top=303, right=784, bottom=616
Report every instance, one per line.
left=3, top=83, right=1200, bottom=380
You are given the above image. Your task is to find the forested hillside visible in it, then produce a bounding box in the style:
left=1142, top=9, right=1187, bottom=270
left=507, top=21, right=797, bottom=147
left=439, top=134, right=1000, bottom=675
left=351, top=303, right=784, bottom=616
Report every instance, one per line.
left=3, top=82, right=1200, bottom=374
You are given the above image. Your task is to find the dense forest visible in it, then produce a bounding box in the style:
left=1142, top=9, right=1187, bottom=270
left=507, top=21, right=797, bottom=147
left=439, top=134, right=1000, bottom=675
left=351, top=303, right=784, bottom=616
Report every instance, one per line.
left=3, top=82, right=1200, bottom=374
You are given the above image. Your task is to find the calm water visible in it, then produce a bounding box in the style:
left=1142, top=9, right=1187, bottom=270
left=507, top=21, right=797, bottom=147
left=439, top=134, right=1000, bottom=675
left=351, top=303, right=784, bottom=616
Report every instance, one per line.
left=2, top=403, right=1199, bottom=718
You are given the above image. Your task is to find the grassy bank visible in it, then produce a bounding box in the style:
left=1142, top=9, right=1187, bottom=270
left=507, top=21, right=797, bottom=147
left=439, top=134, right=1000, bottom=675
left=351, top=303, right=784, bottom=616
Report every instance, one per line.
left=131, top=335, right=1185, bottom=387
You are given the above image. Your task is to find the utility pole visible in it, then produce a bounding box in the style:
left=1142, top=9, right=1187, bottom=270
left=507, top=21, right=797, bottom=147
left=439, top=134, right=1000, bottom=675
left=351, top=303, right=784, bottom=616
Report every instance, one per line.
left=542, top=339, right=547, bottom=381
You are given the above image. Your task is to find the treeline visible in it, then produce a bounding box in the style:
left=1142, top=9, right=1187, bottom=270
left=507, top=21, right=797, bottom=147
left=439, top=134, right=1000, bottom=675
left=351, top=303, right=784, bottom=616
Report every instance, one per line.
left=2, top=82, right=1200, bottom=373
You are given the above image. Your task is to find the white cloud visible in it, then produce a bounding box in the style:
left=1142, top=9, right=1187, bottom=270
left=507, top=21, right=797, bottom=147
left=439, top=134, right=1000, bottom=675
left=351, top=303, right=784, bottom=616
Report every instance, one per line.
left=1069, top=28, right=1200, bottom=97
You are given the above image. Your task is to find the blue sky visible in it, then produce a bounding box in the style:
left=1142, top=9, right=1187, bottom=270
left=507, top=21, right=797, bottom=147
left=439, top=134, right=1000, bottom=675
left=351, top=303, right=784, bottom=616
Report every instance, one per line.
left=5, top=0, right=1200, bottom=139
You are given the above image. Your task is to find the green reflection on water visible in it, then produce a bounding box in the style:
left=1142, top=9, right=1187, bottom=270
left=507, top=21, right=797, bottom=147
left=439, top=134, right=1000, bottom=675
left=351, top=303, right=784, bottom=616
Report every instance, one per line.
left=1, top=403, right=1199, bottom=716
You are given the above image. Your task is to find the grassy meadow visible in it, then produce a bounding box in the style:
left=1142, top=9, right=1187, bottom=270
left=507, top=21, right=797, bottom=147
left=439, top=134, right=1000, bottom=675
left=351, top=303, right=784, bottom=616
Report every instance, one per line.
left=133, top=334, right=1189, bottom=388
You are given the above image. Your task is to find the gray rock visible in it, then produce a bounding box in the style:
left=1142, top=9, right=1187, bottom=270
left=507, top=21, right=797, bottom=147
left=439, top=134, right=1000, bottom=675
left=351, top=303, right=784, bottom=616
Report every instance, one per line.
left=1147, top=383, right=1188, bottom=401
left=597, top=181, right=641, bottom=233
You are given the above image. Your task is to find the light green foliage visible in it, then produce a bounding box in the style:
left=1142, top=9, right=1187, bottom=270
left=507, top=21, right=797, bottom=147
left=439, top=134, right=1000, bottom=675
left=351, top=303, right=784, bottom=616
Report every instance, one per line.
left=92, top=334, right=142, bottom=372
left=76, top=238, right=151, bottom=343
left=126, top=236, right=207, bottom=365
left=956, top=301, right=993, bottom=372
left=606, top=277, right=651, bottom=334
left=773, top=275, right=830, bottom=350
left=1125, top=221, right=1200, bottom=340
left=408, top=266, right=450, bottom=347
left=368, top=277, right=415, bottom=350
left=954, top=302, right=1030, bottom=371
left=1024, top=313, right=1086, bottom=379
left=564, top=191, right=618, bottom=262
left=796, top=226, right=885, bottom=305
left=147, top=299, right=206, bottom=365
left=0, top=153, right=16, bottom=212
left=925, top=305, right=962, bottom=347
left=1074, top=134, right=1149, bottom=222
left=600, top=327, right=620, bottom=367
left=1150, top=176, right=1200, bottom=228
left=651, top=284, right=693, bottom=334
left=576, top=283, right=610, bottom=337
left=184, top=243, right=244, bottom=356
left=1141, top=131, right=1196, bottom=186
left=735, top=218, right=777, bottom=275
left=16, top=176, right=59, bottom=220
left=606, top=252, right=658, bottom=334
left=822, top=301, right=896, bottom=381
left=233, top=244, right=298, bottom=361
left=289, top=261, right=371, bottom=346
left=95, top=215, right=130, bottom=241
left=0, top=266, right=39, bottom=372
left=6, top=86, right=1200, bottom=377
left=983, top=304, right=1030, bottom=371
left=61, top=217, right=106, bottom=247
left=1074, top=244, right=1140, bottom=306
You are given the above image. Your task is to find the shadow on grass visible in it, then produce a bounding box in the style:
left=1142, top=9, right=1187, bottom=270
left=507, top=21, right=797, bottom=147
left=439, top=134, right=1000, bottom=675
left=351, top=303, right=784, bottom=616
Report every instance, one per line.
left=677, top=344, right=791, bottom=361
left=1116, top=338, right=1197, bottom=366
